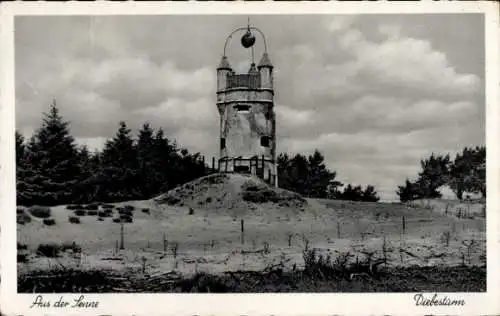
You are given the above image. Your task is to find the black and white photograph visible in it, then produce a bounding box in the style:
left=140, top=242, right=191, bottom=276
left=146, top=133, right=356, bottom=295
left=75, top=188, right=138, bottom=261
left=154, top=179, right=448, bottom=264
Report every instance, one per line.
left=1, top=2, right=499, bottom=315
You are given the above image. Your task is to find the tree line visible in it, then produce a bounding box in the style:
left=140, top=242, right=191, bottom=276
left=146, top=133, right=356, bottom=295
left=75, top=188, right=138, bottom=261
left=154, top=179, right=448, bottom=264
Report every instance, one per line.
left=16, top=103, right=207, bottom=206
left=396, top=147, right=486, bottom=202
left=277, top=151, right=380, bottom=202
left=16, top=102, right=381, bottom=206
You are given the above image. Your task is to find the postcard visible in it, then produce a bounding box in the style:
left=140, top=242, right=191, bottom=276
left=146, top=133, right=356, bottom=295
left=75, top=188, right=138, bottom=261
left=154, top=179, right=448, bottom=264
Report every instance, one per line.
left=0, top=1, right=499, bottom=315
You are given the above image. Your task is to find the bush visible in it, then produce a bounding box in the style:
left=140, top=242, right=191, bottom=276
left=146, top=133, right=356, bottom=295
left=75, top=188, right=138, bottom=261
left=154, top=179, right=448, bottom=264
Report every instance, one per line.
left=101, top=204, right=114, bottom=209
left=18, top=253, right=29, bottom=263
left=17, top=213, right=32, bottom=225
left=43, top=218, right=56, bottom=226
left=112, top=217, right=121, bottom=223
left=37, top=243, right=61, bottom=257
left=87, top=210, right=98, bottom=216
left=98, top=210, right=111, bottom=217
left=206, top=197, right=212, bottom=203
left=74, top=209, right=86, bottom=216
left=61, top=241, right=81, bottom=253
left=83, top=204, right=99, bottom=210
left=28, top=206, right=52, bottom=218
left=118, top=209, right=133, bottom=216
left=141, top=208, right=150, bottom=214
left=120, top=215, right=133, bottom=223
left=17, top=207, right=25, bottom=214
left=162, top=195, right=181, bottom=206
left=176, top=272, right=232, bottom=293
left=97, top=217, right=104, bottom=221
left=188, top=207, right=195, bottom=215
left=68, top=216, right=81, bottom=224
left=66, top=204, right=82, bottom=210
left=124, top=205, right=135, bottom=212
left=17, top=242, right=28, bottom=250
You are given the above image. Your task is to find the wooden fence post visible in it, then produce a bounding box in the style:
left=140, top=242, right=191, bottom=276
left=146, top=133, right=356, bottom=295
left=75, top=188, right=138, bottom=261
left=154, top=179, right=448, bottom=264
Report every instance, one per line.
left=212, top=157, right=215, bottom=172
left=402, top=216, right=406, bottom=235
left=337, top=221, right=341, bottom=239
left=163, top=233, right=167, bottom=252
left=120, top=222, right=125, bottom=250
left=241, top=219, right=245, bottom=245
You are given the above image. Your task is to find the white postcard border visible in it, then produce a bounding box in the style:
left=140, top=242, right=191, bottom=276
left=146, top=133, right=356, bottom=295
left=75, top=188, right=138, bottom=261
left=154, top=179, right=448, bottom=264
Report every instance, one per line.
left=1, top=2, right=499, bottom=316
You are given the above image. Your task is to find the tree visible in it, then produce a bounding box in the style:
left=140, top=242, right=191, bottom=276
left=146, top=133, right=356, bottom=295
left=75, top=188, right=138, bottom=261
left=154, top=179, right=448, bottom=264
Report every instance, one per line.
left=416, top=153, right=451, bottom=199
left=17, top=101, right=81, bottom=205
left=306, top=150, right=336, bottom=198
left=15, top=131, right=25, bottom=165
left=278, top=150, right=341, bottom=198
left=396, top=179, right=423, bottom=202
left=137, top=122, right=161, bottom=198
left=362, top=185, right=380, bottom=202
left=73, top=145, right=101, bottom=203
left=95, top=121, right=141, bottom=202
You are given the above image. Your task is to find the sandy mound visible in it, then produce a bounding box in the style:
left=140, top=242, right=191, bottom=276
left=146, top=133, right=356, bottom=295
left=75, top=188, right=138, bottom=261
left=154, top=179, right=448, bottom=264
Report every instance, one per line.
left=153, top=173, right=307, bottom=213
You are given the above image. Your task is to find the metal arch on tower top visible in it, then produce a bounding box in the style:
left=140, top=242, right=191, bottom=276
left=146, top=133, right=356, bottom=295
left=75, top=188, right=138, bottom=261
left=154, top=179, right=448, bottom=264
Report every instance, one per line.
left=222, top=23, right=268, bottom=57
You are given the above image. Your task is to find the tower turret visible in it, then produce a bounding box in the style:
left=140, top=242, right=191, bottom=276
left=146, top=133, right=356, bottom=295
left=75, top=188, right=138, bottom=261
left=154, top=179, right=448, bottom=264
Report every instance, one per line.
left=217, top=56, right=232, bottom=92
left=258, top=52, right=273, bottom=90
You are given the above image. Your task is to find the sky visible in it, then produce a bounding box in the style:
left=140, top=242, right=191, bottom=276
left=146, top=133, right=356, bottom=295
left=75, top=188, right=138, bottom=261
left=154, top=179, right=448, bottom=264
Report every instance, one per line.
left=14, top=14, right=485, bottom=201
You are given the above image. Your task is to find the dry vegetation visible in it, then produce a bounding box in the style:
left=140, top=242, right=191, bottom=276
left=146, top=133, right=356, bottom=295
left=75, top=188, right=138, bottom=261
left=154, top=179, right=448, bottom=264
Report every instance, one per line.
left=17, top=173, right=486, bottom=292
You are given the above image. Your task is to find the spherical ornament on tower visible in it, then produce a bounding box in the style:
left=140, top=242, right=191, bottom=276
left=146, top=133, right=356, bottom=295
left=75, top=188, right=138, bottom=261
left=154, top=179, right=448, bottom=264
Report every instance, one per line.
left=241, top=30, right=256, bottom=48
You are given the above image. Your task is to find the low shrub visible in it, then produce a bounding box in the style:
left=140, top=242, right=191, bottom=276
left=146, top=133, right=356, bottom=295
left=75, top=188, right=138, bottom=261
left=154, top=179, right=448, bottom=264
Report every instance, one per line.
left=17, top=242, right=28, bottom=250
left=28, top=206, right=52, bottom=218
left=188, top=207, right=195, bottom=215
left=206, top=197, right=212, bottom=203
left=177, top=272, right=232, bottom=293
left=74, top=209, right=86, bottom=216
left=66, top=204, right=82, bottom=210
left=68, top=216, right=81, bottom=224
left=141, top=208, right=150, bottom=214
left=83, top=203, right=99, bottom=210
left=112, top=217, right=121, bottom=223
left=87, top=210, right=98, bottom=216
left=124, top=205, right=135, bottom=212
left=17, top=207, right=25, bottom=214
left=17, top=213, right=32, bottom=225
left=43, top=218, right=56, bottom=226
left=61, top=241, right=81, bottom=253
left=97, top=217, right=104, bottom=221
left=98, top=210, right=111, bottom=217
left=163, top=195, right=181, bottom=206
left=37, top=243, right=61, bottom=257
left=120, top=215, right=133, bottom=223
left=18, top=253, right=29, bottom=263
left=118, top=209, right=133, bottom=216
left=101, top=204, right=114, bottom=209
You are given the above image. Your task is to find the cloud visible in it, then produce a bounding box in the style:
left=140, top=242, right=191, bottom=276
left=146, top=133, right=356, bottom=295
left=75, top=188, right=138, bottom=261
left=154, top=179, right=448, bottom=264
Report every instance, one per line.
left=14, top=15, right=485, bottom=201
left=338, top=25, right=481, bottom=98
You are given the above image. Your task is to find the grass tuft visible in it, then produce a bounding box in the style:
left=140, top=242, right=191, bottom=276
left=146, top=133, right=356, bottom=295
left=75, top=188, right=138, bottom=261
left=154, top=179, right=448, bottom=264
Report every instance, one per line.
left=28, top=206, right=52, bottom=218
left=74, top=209, right=86, bottom=216
left=68, top=216, right=81, bottom=224
left=42, top=218, right=56, bottom=226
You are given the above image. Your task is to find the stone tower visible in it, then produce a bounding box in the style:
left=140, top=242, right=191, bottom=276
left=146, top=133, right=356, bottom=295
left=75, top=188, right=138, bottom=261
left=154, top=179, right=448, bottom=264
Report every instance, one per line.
left=216, top=23, right=277, bottom=186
